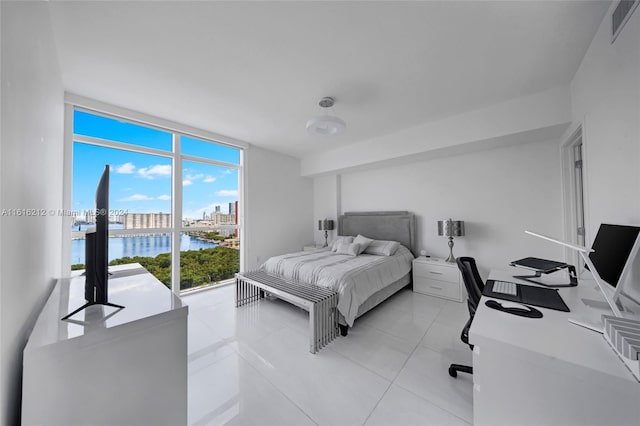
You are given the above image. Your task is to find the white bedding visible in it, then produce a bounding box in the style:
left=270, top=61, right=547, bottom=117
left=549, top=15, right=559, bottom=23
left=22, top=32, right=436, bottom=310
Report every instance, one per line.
left=261, top=245, right=414, bottom=326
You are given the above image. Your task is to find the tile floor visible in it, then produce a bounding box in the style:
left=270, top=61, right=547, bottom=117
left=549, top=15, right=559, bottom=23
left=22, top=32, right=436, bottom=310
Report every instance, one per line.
left=183, top=284, right=473, bottom=426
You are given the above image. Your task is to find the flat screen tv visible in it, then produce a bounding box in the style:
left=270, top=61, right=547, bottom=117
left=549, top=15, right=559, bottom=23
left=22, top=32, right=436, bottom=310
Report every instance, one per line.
left=62, top=165, right=124, bottom=321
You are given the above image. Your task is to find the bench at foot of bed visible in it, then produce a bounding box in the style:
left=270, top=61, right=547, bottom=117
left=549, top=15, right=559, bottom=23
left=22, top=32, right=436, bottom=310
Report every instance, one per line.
left=235, top=271, right=339, bottom=353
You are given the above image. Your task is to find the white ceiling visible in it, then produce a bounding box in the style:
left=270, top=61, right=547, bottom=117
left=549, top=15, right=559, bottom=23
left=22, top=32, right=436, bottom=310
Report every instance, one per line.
left=49, top=1, right=610, bottom=159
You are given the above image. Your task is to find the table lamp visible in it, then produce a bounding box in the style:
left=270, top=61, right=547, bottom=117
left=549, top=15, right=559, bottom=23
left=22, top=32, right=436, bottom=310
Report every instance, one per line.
left=318, top=219, right=335, bottom=247
left=437, top=219, right=465, bottom=262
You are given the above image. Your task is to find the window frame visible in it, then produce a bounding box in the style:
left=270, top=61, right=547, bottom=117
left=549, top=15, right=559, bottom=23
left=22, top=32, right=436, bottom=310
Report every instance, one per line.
left=561, top=125, right=589, bottom=272
left=62, top=95, right=246, bottom=294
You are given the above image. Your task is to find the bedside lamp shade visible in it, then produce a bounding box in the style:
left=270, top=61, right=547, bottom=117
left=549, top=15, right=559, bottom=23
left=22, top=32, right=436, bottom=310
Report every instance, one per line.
left=318, top=219, right=335, bottom=247
left=318, top=219, right=335, bottom=232
left=437, top=219, right=465, bottom=262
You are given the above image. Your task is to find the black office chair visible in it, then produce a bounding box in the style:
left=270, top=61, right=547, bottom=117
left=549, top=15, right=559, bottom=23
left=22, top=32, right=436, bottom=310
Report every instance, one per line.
left=448, top=256, right=485, bottom=378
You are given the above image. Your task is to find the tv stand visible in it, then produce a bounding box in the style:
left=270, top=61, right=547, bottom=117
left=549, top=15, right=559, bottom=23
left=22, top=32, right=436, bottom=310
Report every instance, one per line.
left=513, top=264, right=578, bottom=288
left=61, top=301, right=124, bottom=322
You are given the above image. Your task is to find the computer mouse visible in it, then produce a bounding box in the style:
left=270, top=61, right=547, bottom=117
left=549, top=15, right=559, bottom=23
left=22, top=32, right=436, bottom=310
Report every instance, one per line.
left=499, top=301, right=530, bottom=310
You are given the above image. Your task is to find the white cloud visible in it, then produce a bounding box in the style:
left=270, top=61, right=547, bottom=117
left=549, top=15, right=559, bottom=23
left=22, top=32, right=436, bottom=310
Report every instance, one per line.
left=157, top=194, right=171, bottom=200
left=138, top=164, right=171, bottom=179
left=119, top=194, right=154, bottom=201
left=216, top=189, right=238, bottom=197
left=203, top=176, right=216, bottom=183
left=185, top=173, right=204, bottom=181
left=183, top=180, right=193, bottom=186
left=222, top=169, right=233, bottom=175
left=114, top=162, right=136, bottom=174
left=183, top=203, right=222, bottom=220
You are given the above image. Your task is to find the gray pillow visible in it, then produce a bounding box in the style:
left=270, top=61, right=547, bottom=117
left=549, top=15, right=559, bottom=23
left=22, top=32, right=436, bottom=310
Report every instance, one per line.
left=330, top=235, right=354, bottom=252
left=364, top=240, right=401, bottom=256
left=335, top=242, right=360, bottom=256
left=353, top=234, right=374, bottom=255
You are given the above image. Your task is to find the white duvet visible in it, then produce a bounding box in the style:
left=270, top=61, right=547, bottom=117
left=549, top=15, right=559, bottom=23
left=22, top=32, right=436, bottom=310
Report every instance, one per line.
left=261, top=245, right=414, bottom=326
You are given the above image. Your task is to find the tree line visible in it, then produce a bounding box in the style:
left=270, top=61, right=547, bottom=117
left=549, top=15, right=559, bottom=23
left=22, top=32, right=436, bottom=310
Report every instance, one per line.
left=71, top=246, right=240, bottom=290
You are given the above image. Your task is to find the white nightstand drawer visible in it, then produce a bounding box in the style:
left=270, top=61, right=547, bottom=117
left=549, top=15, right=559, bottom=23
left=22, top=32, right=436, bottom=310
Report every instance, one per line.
left=412, top=257, right=464, bottom=302
left=414, top=278, right=461, bottom=300
left=413, top=261, right=460, bottom=283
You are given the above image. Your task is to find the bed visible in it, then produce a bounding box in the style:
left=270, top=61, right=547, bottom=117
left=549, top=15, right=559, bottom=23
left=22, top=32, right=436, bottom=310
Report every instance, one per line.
left=258, top=211, right=416, bottom=335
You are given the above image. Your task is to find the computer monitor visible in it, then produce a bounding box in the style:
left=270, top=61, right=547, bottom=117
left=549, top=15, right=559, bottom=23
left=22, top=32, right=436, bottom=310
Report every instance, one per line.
left=587, top=224, right=640, bottom=297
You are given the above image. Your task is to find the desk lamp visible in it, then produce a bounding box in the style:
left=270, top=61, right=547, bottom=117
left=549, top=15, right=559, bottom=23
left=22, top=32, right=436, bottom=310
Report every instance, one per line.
left=438, top=219, right=465, bottom=262
left=525, top=230, right=621, bottom=332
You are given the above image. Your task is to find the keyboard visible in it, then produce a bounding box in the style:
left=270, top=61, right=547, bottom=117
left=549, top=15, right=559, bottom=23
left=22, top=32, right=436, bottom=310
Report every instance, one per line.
left=483, top=280, right=570, bottom=312
left=492, top=280, right=517, bottom=296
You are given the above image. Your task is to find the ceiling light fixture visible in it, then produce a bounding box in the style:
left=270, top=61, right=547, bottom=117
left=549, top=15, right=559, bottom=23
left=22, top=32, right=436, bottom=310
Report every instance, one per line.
left=306, top=97, right=346, bottom=136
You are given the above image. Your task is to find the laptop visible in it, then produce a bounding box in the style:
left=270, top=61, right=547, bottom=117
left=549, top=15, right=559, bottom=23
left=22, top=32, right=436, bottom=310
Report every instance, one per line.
left=509, top=257, right=567, bottom=273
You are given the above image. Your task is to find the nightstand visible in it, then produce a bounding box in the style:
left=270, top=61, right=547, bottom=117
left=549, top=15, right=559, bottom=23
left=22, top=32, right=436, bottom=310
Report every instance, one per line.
left=413, top=257, right=465, bottom=302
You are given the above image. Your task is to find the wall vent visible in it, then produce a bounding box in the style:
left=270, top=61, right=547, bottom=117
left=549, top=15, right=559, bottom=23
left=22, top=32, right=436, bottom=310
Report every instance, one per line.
left=612, top=0, right=639, bottom=43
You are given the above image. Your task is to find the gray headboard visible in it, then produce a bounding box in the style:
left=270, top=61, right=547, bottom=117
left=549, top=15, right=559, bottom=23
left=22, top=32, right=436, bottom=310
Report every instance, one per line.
left=338, top=211, right=416, bottom=256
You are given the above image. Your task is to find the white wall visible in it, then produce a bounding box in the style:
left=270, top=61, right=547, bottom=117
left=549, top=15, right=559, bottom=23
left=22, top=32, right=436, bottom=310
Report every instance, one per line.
left=571, top=2, right=640, bottom=233
left=0, top=2, right=64, bottom=424
left=244, top=146, right=313, bottom=270
left=316, top=139, right=564, bottom=280
left=312, top=175, right=340, bottom=246
left=301, top=86, right=571, bottom=176
left=570, top=3, right=640, bottom=300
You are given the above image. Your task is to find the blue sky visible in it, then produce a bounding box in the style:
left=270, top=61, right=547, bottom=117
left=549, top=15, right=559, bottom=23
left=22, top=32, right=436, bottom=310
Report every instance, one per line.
left=73, top=111, right=239, bottom=220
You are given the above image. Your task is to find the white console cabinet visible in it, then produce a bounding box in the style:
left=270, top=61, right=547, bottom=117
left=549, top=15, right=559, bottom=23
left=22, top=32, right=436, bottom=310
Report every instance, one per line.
left=22, top=263, right=188, bottom=426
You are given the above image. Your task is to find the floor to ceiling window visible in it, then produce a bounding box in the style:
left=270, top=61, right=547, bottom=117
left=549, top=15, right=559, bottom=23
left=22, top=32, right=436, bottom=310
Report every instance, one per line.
left=66, top=102, right=243, bottom=293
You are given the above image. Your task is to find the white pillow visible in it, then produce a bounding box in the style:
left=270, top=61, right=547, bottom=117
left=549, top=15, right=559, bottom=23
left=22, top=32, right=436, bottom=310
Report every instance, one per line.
left=335, top=242, right=360, bottom=256
left=364, top=240, right=401, bottom=256
left=353, top=234, right=374, bottom=255
left=330, top=236, right=354, bottom=252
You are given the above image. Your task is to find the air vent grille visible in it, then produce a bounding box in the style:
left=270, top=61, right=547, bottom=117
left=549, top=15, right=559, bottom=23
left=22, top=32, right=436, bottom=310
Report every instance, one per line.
left=612, top=0, right=639, bottom=43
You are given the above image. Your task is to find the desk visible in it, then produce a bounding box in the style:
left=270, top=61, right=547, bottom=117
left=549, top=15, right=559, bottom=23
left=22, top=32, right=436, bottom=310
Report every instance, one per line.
left=22, top=263, right=188, bottom=426
left=470, top=269, right=640, bottom=426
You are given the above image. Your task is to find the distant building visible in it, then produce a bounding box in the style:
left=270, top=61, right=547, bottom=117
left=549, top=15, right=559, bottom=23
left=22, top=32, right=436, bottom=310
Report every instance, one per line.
left=215, top=205, right=221, bottom=213
left=229, top=202, right=236, bottom=215
left=124, top=213, right=171, bottom=229
left=85, top=210, right=96, bottom=224
left=212, top=213, right=234, bottom=226
left=216, top=225, right=237, bottom=238
left=232, top=200, right=239, bottom=238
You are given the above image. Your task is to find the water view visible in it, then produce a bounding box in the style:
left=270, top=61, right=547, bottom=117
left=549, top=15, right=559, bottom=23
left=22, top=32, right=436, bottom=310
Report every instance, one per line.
left=71, top=233, right=219, bottom=264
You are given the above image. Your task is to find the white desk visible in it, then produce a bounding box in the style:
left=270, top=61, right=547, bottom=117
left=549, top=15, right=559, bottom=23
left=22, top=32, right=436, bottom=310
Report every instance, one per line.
left=470, top=269, right=640, bottom=426
left=22, top=263, right=188, bottom=426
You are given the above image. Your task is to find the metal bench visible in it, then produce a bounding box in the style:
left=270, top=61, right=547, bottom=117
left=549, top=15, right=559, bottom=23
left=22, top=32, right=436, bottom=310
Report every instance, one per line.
left=235, top=271, right=338, bottom=353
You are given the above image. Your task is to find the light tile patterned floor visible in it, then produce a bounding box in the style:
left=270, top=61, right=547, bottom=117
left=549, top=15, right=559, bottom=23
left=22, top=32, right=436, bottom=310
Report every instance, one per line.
left=183, top=285, right=473, bottom=426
